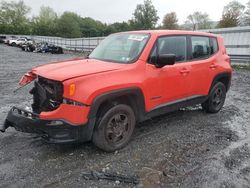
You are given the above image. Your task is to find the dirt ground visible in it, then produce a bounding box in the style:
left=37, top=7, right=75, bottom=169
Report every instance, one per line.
left=0, top=44, right=250, bottom=188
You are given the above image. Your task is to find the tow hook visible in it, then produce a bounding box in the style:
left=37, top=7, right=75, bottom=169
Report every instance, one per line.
left=0, top=120, right=9, bottom=133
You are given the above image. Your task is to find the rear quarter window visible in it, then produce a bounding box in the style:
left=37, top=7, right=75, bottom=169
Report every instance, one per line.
left=210, top=37, right=219, bottom=54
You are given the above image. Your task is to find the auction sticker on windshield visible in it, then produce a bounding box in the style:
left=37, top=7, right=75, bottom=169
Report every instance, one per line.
left=128, top=35, right=148, bottom=41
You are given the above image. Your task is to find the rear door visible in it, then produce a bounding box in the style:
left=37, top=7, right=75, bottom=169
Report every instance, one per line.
left=187, top=36, right=218, bottom=96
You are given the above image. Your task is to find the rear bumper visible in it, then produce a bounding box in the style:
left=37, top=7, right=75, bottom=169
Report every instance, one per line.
left=3, top=107, right=95, bottom=143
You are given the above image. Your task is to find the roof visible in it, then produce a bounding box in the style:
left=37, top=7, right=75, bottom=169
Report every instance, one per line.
left=119, top=30, right=218, bottom=37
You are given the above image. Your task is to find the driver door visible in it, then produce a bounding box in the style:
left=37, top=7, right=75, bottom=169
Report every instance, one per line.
left=145, top=35, right=192, bottom=110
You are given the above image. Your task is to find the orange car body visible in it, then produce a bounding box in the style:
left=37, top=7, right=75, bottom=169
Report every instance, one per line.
left=3, top=30, right=232, bottom=143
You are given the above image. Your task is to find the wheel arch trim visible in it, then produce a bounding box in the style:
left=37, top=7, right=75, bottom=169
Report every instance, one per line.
left=210, top=71, right=232, bottom=92
left=88, top=87, right=146, bottom=121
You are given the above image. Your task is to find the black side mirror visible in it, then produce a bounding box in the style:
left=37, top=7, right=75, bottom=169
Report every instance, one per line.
left=156, top=54, right=176, bottom=68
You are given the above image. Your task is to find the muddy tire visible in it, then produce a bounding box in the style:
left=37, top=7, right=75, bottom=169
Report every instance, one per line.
left=92, top=104, right=136, bottom=152
left=202, top=82, right=226, bottom=113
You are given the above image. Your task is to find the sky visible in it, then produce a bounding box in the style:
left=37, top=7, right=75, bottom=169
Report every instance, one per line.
left=13, top=0, right=249, bottom=24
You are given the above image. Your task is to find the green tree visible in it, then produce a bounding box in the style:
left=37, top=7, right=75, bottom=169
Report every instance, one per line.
left=0, top=0, right=30, bottom=34
left=31, top=6, right=57, bottom=36
left=105, top=22, right=131, bottom=34
left=217, top=0, right=245, bottom=28
left=162, top=12, right=178, bottom=29
left=79, top=17, right=106, bottom=37
left=56, top=12, right=81, bottom=38
left=130, top=0, right=159, bottom=29
left=185, top=11, right=211, bottom=30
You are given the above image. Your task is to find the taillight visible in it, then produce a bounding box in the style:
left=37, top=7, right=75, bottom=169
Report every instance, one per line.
left=19, top=71, right=37, bottom=86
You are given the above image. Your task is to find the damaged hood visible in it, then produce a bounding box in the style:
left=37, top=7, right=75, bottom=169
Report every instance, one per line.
left=32, top=58, right=124, bottom=81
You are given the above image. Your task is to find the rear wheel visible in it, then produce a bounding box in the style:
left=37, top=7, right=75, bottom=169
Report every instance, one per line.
left=92, top=104, right=135, bottom=152
left=202, top=82, right=226, bottom=113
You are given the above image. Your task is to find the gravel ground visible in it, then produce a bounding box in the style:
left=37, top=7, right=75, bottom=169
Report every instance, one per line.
left=0, top=44, right=250, bottom=188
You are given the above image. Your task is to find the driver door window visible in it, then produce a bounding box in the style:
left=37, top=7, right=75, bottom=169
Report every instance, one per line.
left=149, top=36, right=187, bottom=64
left=158, top=36, right=187, bottom=62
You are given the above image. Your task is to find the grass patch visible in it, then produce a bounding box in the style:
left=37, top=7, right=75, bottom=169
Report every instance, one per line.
left=232, top=64, right=250, bottom=71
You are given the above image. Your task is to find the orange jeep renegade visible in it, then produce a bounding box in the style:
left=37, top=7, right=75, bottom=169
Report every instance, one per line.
left=2, top=30, right=232, bottom=151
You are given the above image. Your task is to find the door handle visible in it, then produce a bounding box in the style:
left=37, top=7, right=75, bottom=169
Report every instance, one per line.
left=180, top=69, right=190, bottom=74
left=209, top=64, right=218, bottom=69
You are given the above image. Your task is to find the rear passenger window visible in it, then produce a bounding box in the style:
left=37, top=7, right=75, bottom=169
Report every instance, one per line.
left=158, top=36, right=187, bottom=62
left=191, top=36, right=210, bottom=59
left=211, top=37, right=219, bottom=54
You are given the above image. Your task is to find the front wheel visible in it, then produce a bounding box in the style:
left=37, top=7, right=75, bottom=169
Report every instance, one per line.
left=92, top=104, right=136, bottom=152
left=202, top=82, right=226, bottom=113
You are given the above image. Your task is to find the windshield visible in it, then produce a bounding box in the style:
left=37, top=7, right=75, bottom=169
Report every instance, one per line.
left=89, top=33, right=150, bottom=63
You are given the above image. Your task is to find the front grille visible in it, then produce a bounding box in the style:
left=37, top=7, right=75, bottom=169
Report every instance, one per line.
left=30, top=76, right=63, bottom=114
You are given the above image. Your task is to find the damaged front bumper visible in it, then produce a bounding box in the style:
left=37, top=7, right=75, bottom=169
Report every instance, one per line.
left=2, top=107, right=95, bottom=143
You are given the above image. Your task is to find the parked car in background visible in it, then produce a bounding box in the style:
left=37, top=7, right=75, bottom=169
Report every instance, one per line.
left=9, top=37, right=32, bottom=47
left=33, top=42, right=50, bottom=53
left=20, top=40, right=36, bottom=52
left=33, top=42, right=63, bottom=54
left=8, top=38, right=27, bottom=46
left=3, top=36, right=17, bottom=44
left=0, top=36, right=6, bottom=43
left=49, top=45, right=64, bottom=54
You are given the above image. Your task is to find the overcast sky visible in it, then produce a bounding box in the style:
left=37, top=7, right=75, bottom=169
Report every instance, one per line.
left=15, top=0, right=249, bottom=24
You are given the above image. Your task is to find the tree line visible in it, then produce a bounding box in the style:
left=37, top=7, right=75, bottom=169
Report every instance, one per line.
left=0, top=0, right=250, bottom=38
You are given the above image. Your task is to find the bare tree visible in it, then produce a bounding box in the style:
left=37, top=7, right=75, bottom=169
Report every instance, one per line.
left=185, top=11, right=211, bottom=30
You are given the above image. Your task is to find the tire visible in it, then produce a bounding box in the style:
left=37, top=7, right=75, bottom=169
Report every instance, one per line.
left=92, top=104, right=136, bottom=152
left=202, top=82, right=226, bottom=113
left=11, top=42, right=16, bottom=46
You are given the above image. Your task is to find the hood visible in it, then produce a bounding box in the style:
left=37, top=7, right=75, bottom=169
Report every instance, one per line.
left=32, top=58, right=125, bottom=81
